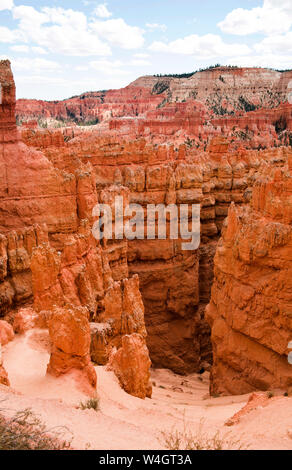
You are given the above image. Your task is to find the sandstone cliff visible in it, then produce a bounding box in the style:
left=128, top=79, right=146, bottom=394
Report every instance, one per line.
left=206, top=158, right=292, bottom=395
left=16, top=67, right=292, bottom=151
left=20, top=125, right=292, bottom=374
left=0, top=61, right=152, bottom=397
left=1, top=59, right=292, bottom=396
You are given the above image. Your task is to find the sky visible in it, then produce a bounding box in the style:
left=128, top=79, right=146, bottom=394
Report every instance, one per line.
left=0, top=0, right=291, bottom=100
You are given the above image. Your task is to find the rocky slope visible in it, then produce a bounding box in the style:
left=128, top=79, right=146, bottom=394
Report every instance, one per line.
left=20, top=126, right=292, bottom=375
left=1, top=59, right=291, bottom=397
left=0, top=60, right=152, bottom=397
left=16, top=66, right=292, bottom=150
left=206, top=157, right=292, bottom=395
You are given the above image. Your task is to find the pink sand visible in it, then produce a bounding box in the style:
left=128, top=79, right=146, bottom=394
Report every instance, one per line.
left=1, top=329, right=291, bottom=450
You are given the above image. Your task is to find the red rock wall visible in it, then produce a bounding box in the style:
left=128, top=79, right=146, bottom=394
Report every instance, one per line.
left=20, top=127, right=292, bottom=373
left=206, top=159, right=292, bottom=394
left=2, top=62, right=292, bottom=385
left=16, top=67, right=292, bottom=151
left=0, top=62, right=152, bottom=395
left=0, top=60, right=17, bottom=143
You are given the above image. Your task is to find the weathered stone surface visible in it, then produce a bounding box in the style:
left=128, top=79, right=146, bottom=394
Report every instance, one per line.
left=225, top=392, right=282, bottom=426
left=47, top=304, right=97, bottom=392
left=107, top=333, right=152, bottom=399
left=0, top=344, right=9, bottom=386
left=13, top=307, right=37, bottom=334
left=1, top=60, right=292, bottom=388
left=0, top=320, right=14, bottom=345
left=206, top=163, right=292, bottom=395
left=18, top=119, right=292, bottom=373
left=0, top=60, right=17, bottom=143
left=91, top=274, right=147, bottom=365
left=17, top=67, right=292, bottom=150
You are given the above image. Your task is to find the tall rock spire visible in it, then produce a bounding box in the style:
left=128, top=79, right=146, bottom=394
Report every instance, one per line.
left=0, top=60, right=17, bottom=143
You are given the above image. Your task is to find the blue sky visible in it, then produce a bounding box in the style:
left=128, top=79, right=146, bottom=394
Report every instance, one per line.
left=0, top=0, right=291, bottom=100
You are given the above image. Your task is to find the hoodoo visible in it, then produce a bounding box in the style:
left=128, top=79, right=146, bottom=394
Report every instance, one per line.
left=206, top=158, right=292, bottom=395
left=0, top=61, right=152, bottom=395
left=0, top=60, right=17, bottom=143
left=0, top=57, right=291, bottom=450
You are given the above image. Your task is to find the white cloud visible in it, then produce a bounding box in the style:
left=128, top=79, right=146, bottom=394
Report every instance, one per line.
left=32, top=46, right=47, bottom=55
left=75, top=65, right=89, bottom=71
left=0, top=26, right=21, bottom=43
left=130, top=59, right=151, bottom=66
left=11, top=6, right=112, bottom=56
left=41, top=7, right=88, bottom=30
left=146, top=23, right=167, bottom=32
left=228, top=53, right=292, bottom=70
left=0, top=0, right=14, bottom=11
left=134, top=53, right=150, bottom=59
left=91, top=57, right=151, bottom=72
left=13, top=5, right=48, bottom=30
left=254, top=31, right=292, bottom=55
left=90, top=59, right=130, bottom=75
left=93, top=3, right=112, bottom=19
left=38, top=26, right=111, bottom=56
left=16, top=74, right=68, bottom=86
left=149, top=34, right=251, bottom=58
left=218, top=0, right=292, bottom=36
left=10, top=44, right=29, bottom=53
left=11, top=57, right=61, bottom=72
left=90, top=18, right=145, bottom=49
left=0, top=5, right=145, bottom=55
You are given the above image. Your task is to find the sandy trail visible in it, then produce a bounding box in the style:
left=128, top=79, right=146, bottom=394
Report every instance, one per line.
left=1, top=329, right=291, bottom=450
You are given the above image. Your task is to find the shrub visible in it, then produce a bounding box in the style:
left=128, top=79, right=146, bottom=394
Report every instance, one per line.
left=238, top=96, right=257, bottom=112
left=0, top=408, right=71, bottom=450
left=274, top=116, right=287, bottom=134
left=160, top=421, right=244, bottom=450
left=79, top=398, right=100, bottom=412
left=152, top=81, right=170, bottom=95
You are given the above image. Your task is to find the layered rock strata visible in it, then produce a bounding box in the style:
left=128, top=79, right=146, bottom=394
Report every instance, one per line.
left=0, top=61, right=151, bottom=395
left=206, top=158, right=292, bottom=394
left=107, top=333, right=152, bottom=399
left=20, top=125, right=292, bottom=373
left=16, top=67, right=292, bottom=150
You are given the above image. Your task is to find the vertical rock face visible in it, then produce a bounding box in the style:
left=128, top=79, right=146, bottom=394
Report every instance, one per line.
left=91, top=274, right=147, bottom=364
left=0, top=344, right=9, bottom=386
left=47, top=305, right=97, bottom=393
left=17, top=67, right=292, bottom=150
left=0, top=320, right=14, bottom=345
left=13, top=307, right=38, bottom=334
left=19, top=126, right=292, bottom=374
left=108, top=333, right=152, bottom=399
left=206, top=160, right=292, bottom=395
left=0, top=60, right=17, bottom=143
left=1, top=61, right=292, bottom=395
left=0, top=62, right=151, bottom=397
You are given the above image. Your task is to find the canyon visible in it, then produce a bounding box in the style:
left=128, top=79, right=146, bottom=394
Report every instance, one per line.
left=17, top=66, right=292, bottom=150
left=0, top=59, right=291, bottom=449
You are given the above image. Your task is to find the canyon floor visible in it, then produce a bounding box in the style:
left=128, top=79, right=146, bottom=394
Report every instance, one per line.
left=1, top=329, right=291, bottom=451
left=0, top=60, right=291, bottom=451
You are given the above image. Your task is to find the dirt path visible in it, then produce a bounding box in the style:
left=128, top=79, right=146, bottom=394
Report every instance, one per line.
left=1, top=329, right=291, bottom=450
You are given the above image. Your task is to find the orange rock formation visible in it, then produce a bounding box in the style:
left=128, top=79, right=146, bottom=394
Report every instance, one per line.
left=0, top=60, right=151, bottom=396
left=1, top=59, right=291, bottom=397
left=16, top=67, right=292, bottom=150
left=206, top=159, right=292, bottom=394
left=0, top=344, right=9, bottom=386
left=108, top=333, right=152, bottom=399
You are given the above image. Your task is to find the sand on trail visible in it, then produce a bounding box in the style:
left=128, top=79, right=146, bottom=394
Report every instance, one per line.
left=1, top=329, right=291, bottom=450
